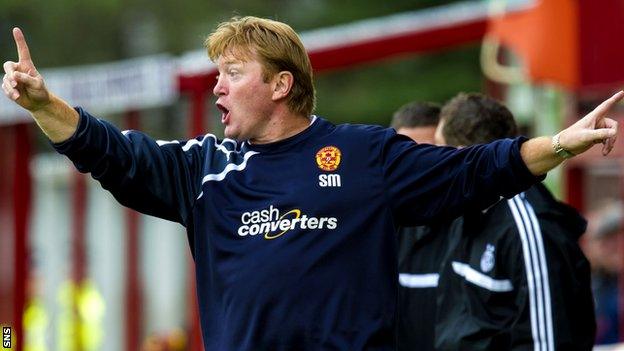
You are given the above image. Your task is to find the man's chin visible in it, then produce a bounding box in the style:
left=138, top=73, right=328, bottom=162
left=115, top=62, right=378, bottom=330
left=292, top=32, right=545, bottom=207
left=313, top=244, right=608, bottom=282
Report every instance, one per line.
left=224, top=128, right=244, bottom=141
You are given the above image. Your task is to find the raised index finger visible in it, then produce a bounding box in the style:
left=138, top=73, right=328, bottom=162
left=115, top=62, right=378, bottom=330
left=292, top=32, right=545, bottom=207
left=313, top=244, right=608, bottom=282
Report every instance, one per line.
left=12, top=27, right=31, bottom=62
left=592, top=91, right=624, bottom=117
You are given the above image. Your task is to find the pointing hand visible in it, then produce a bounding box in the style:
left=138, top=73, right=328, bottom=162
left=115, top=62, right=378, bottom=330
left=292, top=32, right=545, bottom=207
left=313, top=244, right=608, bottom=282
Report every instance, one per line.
left=2, top=27, right=50, bottom=112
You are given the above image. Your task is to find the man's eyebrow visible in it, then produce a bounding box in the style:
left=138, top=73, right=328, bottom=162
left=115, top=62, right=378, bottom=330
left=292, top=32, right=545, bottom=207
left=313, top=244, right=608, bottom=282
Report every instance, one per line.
left=220, top=58, right=245, bottom=66
left=217, top=61, right=243, bottom=71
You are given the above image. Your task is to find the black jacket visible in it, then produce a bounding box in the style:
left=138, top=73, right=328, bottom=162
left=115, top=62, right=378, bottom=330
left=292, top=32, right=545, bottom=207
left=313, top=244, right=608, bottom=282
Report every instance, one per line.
left=397, top=183, right=595, bottom=351
left=397, top=223, right=458, bottom=351
left=435, top=184, right=595, bottom=350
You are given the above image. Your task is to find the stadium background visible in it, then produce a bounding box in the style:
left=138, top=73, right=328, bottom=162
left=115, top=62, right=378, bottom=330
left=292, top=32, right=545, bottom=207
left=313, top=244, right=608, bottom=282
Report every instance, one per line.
left=1, top=0, right=624, bottom=350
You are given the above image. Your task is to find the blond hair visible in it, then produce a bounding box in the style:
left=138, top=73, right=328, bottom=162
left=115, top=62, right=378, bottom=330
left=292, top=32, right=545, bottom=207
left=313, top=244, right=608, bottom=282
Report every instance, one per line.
left=206, top=16, right=316, bottom=117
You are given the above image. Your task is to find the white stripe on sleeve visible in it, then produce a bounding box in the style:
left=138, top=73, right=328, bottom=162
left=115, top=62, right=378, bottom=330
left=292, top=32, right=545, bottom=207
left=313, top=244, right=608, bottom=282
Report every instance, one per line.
left=398, top=273, right=439, bottom=288
left=507, top=195, right=553, bottom=351
left=451, top=262, right=513, bottom=292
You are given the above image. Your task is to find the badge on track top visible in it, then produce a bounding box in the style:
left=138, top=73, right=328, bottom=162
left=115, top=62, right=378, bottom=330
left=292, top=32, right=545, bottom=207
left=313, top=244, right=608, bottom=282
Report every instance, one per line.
left=315, top=146, right=342, bottom=171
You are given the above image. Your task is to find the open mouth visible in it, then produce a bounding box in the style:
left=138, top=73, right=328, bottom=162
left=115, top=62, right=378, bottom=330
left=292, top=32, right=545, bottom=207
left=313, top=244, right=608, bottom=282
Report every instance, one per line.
left=216, top=103, right=230, bottom=124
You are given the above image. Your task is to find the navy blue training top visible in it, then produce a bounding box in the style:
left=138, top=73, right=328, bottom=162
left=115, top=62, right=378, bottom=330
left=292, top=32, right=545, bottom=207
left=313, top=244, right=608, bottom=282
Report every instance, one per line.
left=54, top=108, right=540, bottom=350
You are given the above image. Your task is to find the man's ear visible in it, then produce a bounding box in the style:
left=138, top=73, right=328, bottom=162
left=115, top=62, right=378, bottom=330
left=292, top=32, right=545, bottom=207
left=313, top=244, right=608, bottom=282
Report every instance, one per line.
left=271, top=71, right=294, bottom=101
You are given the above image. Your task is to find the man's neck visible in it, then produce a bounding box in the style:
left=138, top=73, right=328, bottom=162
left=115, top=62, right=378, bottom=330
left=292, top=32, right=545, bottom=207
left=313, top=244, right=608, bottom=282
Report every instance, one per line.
left=249, top=110, right=312, bottom=144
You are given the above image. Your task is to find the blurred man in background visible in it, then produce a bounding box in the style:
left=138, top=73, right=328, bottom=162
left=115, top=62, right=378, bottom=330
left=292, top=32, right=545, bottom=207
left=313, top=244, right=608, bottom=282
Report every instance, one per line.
left=391, top=101, right=449, bottom=351
left=391, top=101, right=440, bottom=145
left=584, top=200, right=624, bottom=345
left=434, top=93, right=595, bottom=350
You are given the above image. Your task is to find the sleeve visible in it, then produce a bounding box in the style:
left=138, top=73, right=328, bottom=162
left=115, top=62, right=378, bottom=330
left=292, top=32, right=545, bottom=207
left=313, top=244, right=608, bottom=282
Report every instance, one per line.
left=531, top=218, right=596, bottom=349
left=507, top=194, right=594, bottom=350
left=503, top=226, right=532, bottom=350
left=52, top=107, right=207, bottom=226
left=380, top=129, right=543, bottom=226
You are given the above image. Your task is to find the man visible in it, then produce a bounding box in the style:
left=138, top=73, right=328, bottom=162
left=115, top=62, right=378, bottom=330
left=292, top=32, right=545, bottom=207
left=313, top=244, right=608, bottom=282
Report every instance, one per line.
left=390, top=101, right=440, bottom=144
left=584, top=200, right=624, bottom=344
left=390, top=101, right=448, bottom=351
left=2, top=16, right=619, bottom=350
left=434, top=93, right=596, bottom=350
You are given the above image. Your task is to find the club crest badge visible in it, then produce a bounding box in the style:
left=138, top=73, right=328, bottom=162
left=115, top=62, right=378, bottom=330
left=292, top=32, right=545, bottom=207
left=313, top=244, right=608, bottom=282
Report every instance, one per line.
left=315, top=146, right=342, bottom=171
left=480, top=244, right=496, bottom=273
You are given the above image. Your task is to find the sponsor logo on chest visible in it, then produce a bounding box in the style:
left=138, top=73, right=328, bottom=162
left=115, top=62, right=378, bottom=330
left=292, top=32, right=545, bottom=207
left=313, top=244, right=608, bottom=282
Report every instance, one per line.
left=238, top=205, right=338, bottom=239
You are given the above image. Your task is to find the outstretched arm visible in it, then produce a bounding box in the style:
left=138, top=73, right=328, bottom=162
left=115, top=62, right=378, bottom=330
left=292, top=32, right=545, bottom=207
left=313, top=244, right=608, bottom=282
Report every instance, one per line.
left=521, top=91, right=622, bottom=175
left=2, top=27, right=78, bottom=143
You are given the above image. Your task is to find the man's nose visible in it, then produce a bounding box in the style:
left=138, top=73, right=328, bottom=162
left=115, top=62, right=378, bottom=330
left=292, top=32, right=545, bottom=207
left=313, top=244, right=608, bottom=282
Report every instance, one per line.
left=213, top=76, right=227, bottom=96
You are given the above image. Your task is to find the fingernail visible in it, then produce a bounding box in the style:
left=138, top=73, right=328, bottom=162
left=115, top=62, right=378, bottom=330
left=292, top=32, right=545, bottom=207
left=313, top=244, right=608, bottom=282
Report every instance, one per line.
left=10, top=80, right=17, bottom=88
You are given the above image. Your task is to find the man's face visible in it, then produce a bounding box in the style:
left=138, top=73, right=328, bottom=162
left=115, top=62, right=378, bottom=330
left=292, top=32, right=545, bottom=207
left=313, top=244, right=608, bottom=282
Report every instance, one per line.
left=213, top=51, right=276, bottom=141
left=396, top=126, right=437, bottom=145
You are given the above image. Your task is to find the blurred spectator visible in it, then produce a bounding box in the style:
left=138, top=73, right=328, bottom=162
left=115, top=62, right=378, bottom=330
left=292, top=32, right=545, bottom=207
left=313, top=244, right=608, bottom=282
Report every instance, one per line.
left=390, top=101, right=441, bottom=144
left=393, top=101, right=447, bottom=351
left=141, top=328, right=187, bottom=351
left=23, top=270, right=48, bottom=351
left=56, top=280, right=105, bottom=351
left=585, top=200, right=624, bottom=345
